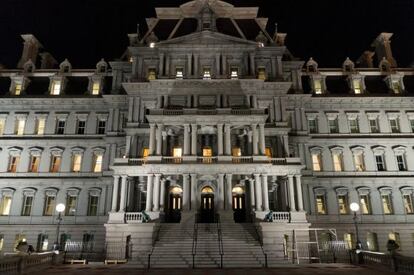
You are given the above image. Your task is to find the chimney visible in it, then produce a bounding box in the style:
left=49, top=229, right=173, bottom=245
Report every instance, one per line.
left=371, top=32, right=397, bottom=67
left=40, top=52, right=57, bottom=69
left=17, top=34, right=43, bottom=69
left=128, top=33, right=139, bottom=46
left=357, top=51, right=375, bottom=68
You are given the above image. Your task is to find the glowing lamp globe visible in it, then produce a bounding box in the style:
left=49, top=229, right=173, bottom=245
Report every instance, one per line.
left=350, top=202, right=360, bottom=212
left=56, top=203, right=66, bottom=213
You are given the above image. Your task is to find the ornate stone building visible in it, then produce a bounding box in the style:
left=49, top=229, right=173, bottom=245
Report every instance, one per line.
left=0, top=0, right=414, bottom=262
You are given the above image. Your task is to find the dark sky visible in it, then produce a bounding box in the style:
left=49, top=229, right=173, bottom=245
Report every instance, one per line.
left=1, top=0, right=413, bottom=69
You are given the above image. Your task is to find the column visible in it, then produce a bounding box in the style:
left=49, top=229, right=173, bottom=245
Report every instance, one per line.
left=111, top=175, right=120, bottom=212
left=224, top=124, right=231, bottom=155
left=153, top=174, right=161, bottom=211
left=249, top=178, right=255, bottom=209
left=217, top=124, right=223, bottom=156
left=159, top=53, right=165, bottom=77
left=119, top=176, right=128, bottom=212
left=295, top=175, right=304, bottom=211
left=252, top=124, right=258, bottom=155
left=156, top=124, right=164, bottom=155
left=261, top=174, right=270, bottom=211
left=194, top=54, right=199, bottom=77
left=125, top=135, right=132, bottom=158
left=165, top=55, right=170, bottom=77
left=259, top=123, right=266, bottom=155
left=252, top=95, right=258, bottom=109
left=183, top=174, right=190, bottom=210
left=183, top=124, right=190, bottom=155
left=216, top=54, right=221, bottom=76
left=163, top=95, right=169, bottom=108
left=288, top=175, right=296, bottom=211
left=160, top=178, right=166, bottom=211
left=149, top=124, right=156, bottom=155
left=218, top=174, right=225, bottom=210
left=254, top=174, right=263, bottom=211
left=187, top=54, right=192, bottom=77
left=222, top=55, right=227, bottom=76
left=245, top=95, right=251, bottom=108
left=249, top=53, right=255, bottom=77
left=191, top=124, right=197, bottom=155
left=145, top=174, right=154, bottom=212
left=283, top=135, right=290, bottom=157
left=225, top=174, right=233, bottom=210
left=190, top=174, right=197, bottom=210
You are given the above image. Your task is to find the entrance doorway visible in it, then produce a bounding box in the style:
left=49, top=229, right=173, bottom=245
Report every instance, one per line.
left=167, top=186, right=182, bottom=223
left=200, top=186, right=215, bottom=223
left=232, top=186, right=246, bottom=223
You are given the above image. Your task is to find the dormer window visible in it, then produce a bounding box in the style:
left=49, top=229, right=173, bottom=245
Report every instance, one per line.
left=348, top=75, right=365, bottom=95
left=203, top=68, right=211, bottom=80
left=59, top=59, right=72, bottom=74
left=391, top=79, right=401, bottom=94
left=314, top=79, right=322, bottom=94
left=51, top=80, right=61, bottom=95
left=310, top=75, right=326, bottom=95
left=230, top=68, right=238, bottom=79
left=176, top=68, right=184, bottom=79
left=14, top=84, right=22, bottom=96
left=353, top=80, right=362, bottom=94
left=385, top=74, right=404, bottom=95
left=306, top=57, right=318, bottom=73
left=148, top=68, right=157, bottom=81
left=92, top=81, right=100, bottom=95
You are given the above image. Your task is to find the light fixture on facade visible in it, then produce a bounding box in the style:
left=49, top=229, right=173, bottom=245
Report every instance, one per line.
left=149, top=42, right=155, bottom=48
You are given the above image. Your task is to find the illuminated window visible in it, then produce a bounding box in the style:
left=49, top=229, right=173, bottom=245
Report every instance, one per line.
left=316, top=195, right=327, bottom=214
left=265, top=148, right=272, bottom=158
left=396, top=155, right=407, bottom=171
left=348, top=118, right=359, bottom=133
left=14, top=234, right=26, bottom=251
left=0, top=196, right=12, bottom=215
left=308, top=119, right=318, bottom=133
left=0, top=119, right=5, bottom=135
left=15, top=118, right=26, bottom=135
left=29, top=156, right=40, bottom=173
left=21, top=195, right=33, bottom=216
left=375, top=155, right=386, bottom=171
left=381, top=194, right=393, bottom=214
left=232, top=147, right=242, bottom=157
left=176, top=68, right=184, bottom=79
left=148, top=68, right=157, bottom=81
left=65, top=196, right=77, bottom=216
left=14, top=83, right=22, bottom=95
left=353, top=153, right=365, bottom=172
left=56, top=119, right=66, bottom=135
left=230, top=68, right=238, bottom=79
left=37, top=234, right=49, bottom=251
left=72, top=154, right=82, bottom=172
left=36, top=118, right=46, bottom=135
left=8, top=156, right=20, bottom=172
left=391, top=80, right=401, bottom=94
left=87, top=196, right=99, bottom=216
left=388, top=232, right=401, bottom=249
left=51, top=80, right=61, bottom=95
left=353, top=80, right=362, bottom=94
left=203, top=147, right=213, bottom=163
left=97, top=120, right=106, bottom=134
left=367, top=232, right=379, bottom=252
left=314, top=79, right=323, bottom=94
left=328, top=118, right=339, bottom=133
left=359, top=194, right=371, bottom=214
left=369, top=118, right=379, bottom=133
left=344, top=233, right=354, bottom=249
left=50, top=155, right=61, bottom=173
left=93, top=155, right=103, bottom=173
left=203, top=68, right=211, bottom=80
left=311, top=153, right=322, bottom=171
left=142, top=148, right=150, bottom=158
left=172, top=148, right=183, bottom=163
left=403, top=194, right=414, bottom=214
left=258, top=67, right=266, bottom=80
left=43, top=195, right=55, bottom=216
left=338, top=195, right=348, bottom=214
left=92, top=81, right=100, bottom=95
left=332, top=153, right=343, bottom=172
left=389, top=118, right=400, bottom=133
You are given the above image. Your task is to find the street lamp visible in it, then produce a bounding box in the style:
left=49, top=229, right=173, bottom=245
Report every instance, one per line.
left=54, top=203, right=65, bottom=252
left=350, top=202, right=362, bottom=251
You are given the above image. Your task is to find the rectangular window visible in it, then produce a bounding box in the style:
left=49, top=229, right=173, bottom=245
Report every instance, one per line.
left=381, top=194, right=393, bottom=214
left=316, top=195, right=327, bottom=214
left=360, top=194, right=371, bottom=214
left=396, top=155, right=407, bottom=171
left=353, top=153, right=365, bottom=172
left=56, top=119, right=66, bottom=135
left=87, top=196, right=99, bottom=216
left=344, top=233, right=354, bottom=250
left=21, top=195, right=33, bottom=216
left=8, top=156, right=20, bottom=172
left=175, top=68, right=183, bottom=79
left=353, top=80, right=362, bottom=94
left=367, top=232, right=379, bottom=252
left=82, top=234, right=94, bottom=252
left=338, top=195, right=348, bottom=214
left=232, top=147, right=242, bottom=157
left=403, top=194, right=414, bottom=214
left=72, top=154, right=82, bottom=172
left=391, top=80, right=401, bottom=94
left=37, top=234, right=49, bottom=251
left=389, top=232, right=401, bottom=249
left=375, top=155, right=386, bottom=171
left=349, top=119, right=359, bottom=133
left=65, top=196, right=77, bottom=216
left=50, top=156, right=61, bottom=173
left=142, top=148, right=150, bottom=158
left=36, top=118, right=46, bottom=135
left=0, top=196, right=12, bottom=215
left=308, top=119, right=318, bottom=134
left=230, top=68, right=238, bottom=79
left=43, top=195, right=56, bottom=216
left=328, top=118, right=339, bottom=133
left=369, top=118, right=380, bottom=133
left=76, top=120, right=86, bottom=135
left=203, top=68, right=211, bottom=80
left=15, top=118, right=26, bottom=135
left=0, top=118, right=5, bottom=135
left=173, top=148, right=183, bottom=158
left=258, top=67, right=266, bottom=80
left=312, top=153, right=322, bottom=171
left=93, top=155, right=103, bottom=173
left=147, top=68, right=156, bottom=81
left=389, top=118, right=400, bottom=133
left=51, top=80, right=61, bottom=95
left=29, top=156, right=40, bottom=172
left=314, top=79, right=322, bottom=94
left=97, top=120, right=106, bottom=134
left=92, top=81, right=100, bottom=95
left=265, top=147, right=272, bottom=158
left=0, top=234, right=3, bottom=251
left=410, top=119, right=414, bottom=133
left=333, top=153, right=343, bottom=172
left=14, top=83, right=22, bottom=95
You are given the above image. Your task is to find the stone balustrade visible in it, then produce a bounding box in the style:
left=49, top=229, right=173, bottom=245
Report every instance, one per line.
left=0, top=252, right=55, bottom=274
left=271, top=212, right=291, bottom=223
left=125, top=212, right=144, bottom=223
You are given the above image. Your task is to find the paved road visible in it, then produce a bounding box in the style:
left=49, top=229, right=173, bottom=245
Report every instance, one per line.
left=29, top=264, right=400, bottom=275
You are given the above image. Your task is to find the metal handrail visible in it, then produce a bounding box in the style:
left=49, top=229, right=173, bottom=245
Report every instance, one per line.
left=192, top=214, right=199, bottom=269
left=252, top=215, right=268, bottom=268
left=216, top=213, right=224, bottom=268
left=147, top=223, right=162, bottom=269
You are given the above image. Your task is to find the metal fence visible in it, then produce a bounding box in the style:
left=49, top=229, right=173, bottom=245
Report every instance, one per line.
left=63, top=241, right=130, bottom=263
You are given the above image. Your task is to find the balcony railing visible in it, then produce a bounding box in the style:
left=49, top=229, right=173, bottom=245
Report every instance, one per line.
left=125, top=212, right=144, bottom=223
left=232, top=156, right=253, bottom=163
left=271, top=212, right=291, bottom=223
left=149, top=108, right=266, bottom=116
left=197, top=157, right=218, bottom=164
left=269, top=158, right=287, bottom=165
left=162, top=157, right=183, bottom=164
left=128, top=158, right=146, bottom=165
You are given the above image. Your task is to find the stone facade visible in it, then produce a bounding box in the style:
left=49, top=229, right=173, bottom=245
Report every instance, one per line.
left=0, top=0, right=413, bottom=257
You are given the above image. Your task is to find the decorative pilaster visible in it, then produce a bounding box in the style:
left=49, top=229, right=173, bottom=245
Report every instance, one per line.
left=259, top=124, right=266, bottom=155
left=224, top=124, right=231, bottom=156
left=225, top=174, right=233, bottom=210
left=184, top=124, right=190, bottom=155
left=252, top=124, right=258, bottom=155
left=249, top=178, right=255, bottom=209
left=111, top=175, right=120, bottom=212
left=295, top=175, right=304, bottom=211
left=217, top=124, right=223, bottom=156
left=190, top=174, right=197, bottom=210
left=191, top=124, right=197, bottom=155
left=218, top=174, right=225, bottom=210
left=149, top=124, right=156, bottom=155
left=156, top=124, right=164, bottom=155
left=160, top=178, right=166, bottom=211
left=183, top=174, right=190, bottom=210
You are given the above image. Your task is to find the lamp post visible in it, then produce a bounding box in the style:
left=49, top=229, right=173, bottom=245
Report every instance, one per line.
left=54, top=203, right=65, bottom=252
left=350, top=202, right=362, bottom=250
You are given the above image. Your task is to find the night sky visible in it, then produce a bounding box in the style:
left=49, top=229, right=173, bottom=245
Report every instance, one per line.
left=1, top=0, right=413, bottom=69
